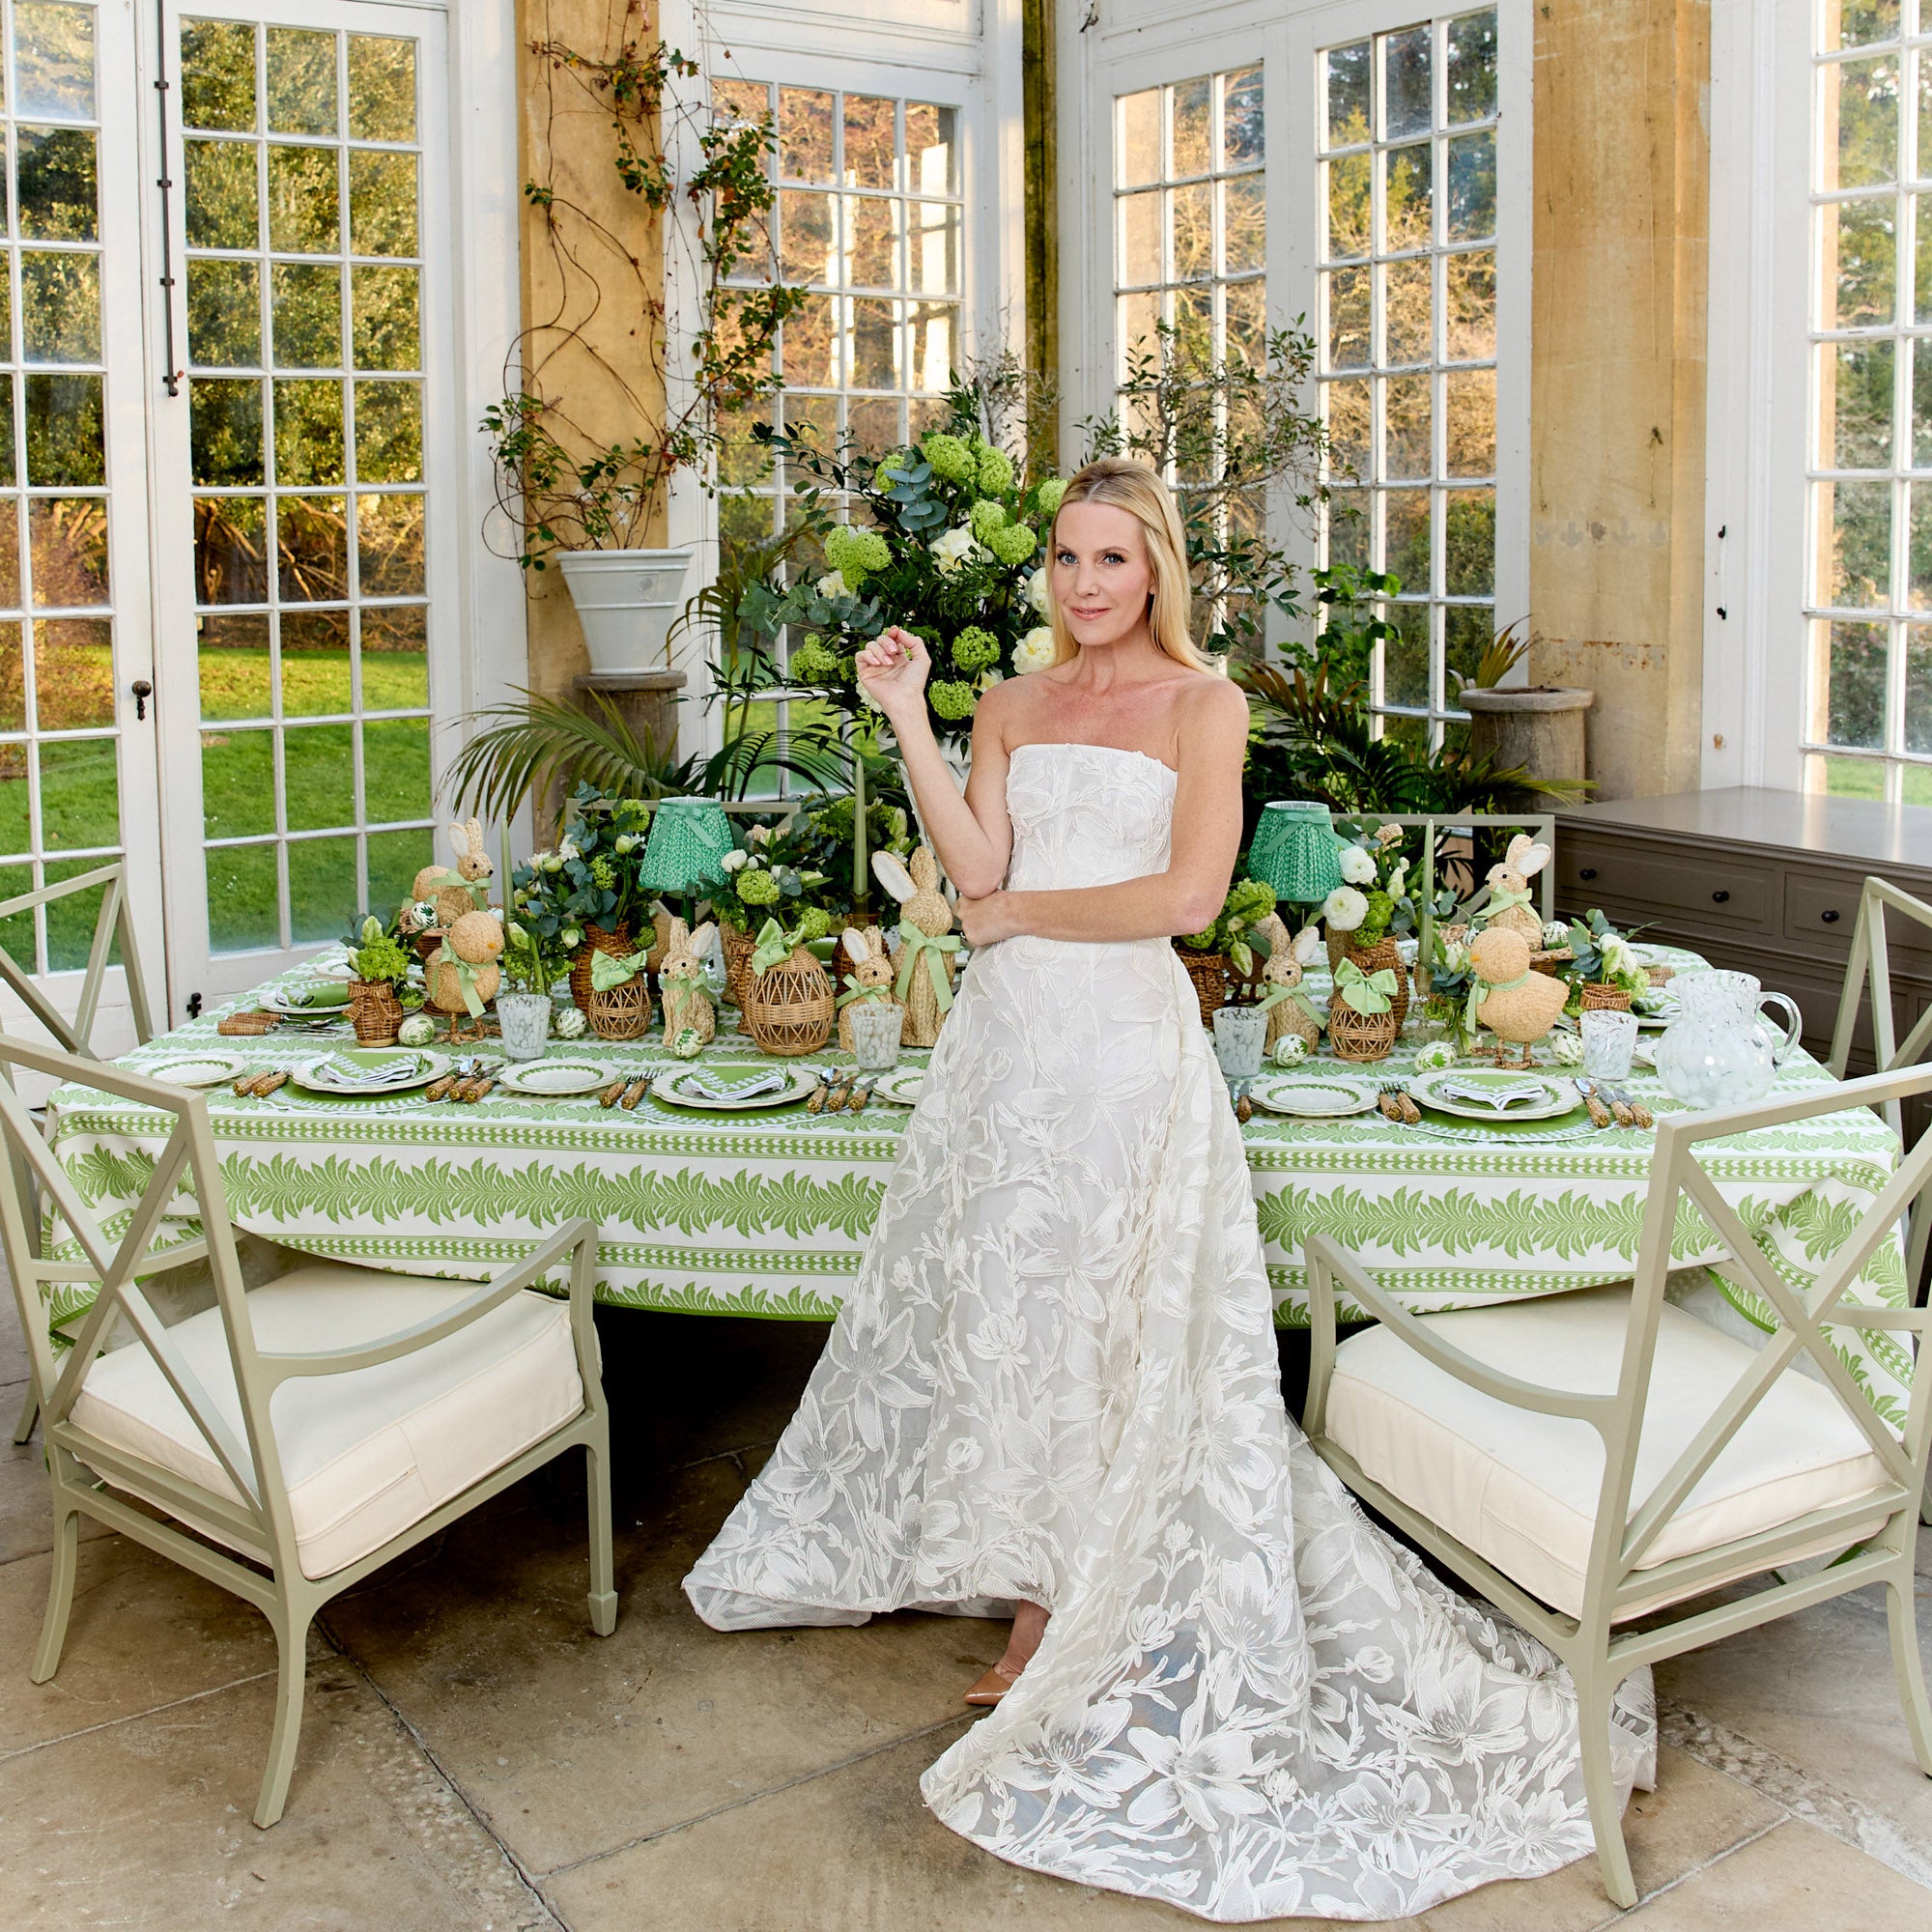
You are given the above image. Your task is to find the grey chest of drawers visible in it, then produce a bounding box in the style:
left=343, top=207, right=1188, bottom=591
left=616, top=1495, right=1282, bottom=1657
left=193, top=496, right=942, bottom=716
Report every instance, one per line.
left=1552, top=788, right=1932, bottom=1090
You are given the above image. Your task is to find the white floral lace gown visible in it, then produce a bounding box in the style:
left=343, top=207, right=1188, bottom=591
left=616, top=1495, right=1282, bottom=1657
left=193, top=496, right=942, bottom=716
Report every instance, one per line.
left=684, top=742, right=1653, bottom=1921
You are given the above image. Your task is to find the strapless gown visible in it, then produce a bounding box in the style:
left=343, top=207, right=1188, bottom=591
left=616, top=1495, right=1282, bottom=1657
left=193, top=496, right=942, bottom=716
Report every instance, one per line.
left=685, top=740, right=1652, bottom=1921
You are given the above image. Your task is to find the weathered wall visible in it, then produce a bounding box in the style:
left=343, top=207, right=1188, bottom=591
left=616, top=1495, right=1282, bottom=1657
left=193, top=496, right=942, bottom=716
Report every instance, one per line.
left=515, top=0, right=667, bottom=700
left=1528, top=0, right=1710, bottom=801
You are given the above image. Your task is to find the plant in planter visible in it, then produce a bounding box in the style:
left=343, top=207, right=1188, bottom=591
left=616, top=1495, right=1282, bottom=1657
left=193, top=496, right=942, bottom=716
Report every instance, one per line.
left=1560, top=908, right=1650, bottom=1014
left=512, top=786, right=654, bottom=1010
left=1451, top=621, right=1595, bottom=808
left=1321, top=827, right=1413, bottom=1031
left=711, top=827, right=835, bottom=1009
left=1419, top=923, right=1479, bottom=1052
left=497, top=915, right=574, bottom=1061
left=344, top=916, right=412, bottom=1045
left=1175, top=877, right=1278, bottom=1026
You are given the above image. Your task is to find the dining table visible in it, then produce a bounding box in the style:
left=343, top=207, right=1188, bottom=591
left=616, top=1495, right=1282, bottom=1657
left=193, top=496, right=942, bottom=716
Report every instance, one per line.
left=42, top=941, right=1914, bottom=1428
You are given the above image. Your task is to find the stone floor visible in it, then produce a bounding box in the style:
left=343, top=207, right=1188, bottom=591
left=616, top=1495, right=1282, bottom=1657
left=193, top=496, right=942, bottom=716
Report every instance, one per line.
left=1, top=1304, right=1929, bottom=1931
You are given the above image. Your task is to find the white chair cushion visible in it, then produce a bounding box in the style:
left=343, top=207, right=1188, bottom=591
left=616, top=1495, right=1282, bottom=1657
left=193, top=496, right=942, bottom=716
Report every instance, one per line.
left=1325, top=1286, right=1894, bottom=1619
left=70, top=1263, right=583, bottom=1580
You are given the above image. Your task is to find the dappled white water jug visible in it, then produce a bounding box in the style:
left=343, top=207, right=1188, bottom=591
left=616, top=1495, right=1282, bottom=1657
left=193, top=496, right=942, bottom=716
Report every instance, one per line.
left=1651, top=969, right=1803, bottom=1110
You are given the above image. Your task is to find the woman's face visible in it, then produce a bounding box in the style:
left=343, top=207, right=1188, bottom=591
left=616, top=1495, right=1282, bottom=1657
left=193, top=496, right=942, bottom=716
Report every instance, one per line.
left=1051, top=500, right=1153, bottom=650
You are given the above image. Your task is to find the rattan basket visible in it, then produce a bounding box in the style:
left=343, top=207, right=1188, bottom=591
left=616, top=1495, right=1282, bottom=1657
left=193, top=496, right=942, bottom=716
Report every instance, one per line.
left=720, top=922, right=756, bottom=1009
left=569, top=922, right=633, bottom=1012
left=1176, top=947, right=1227, bottom=1026
left=348, top=978, right=404, bottom=1046
left=740, top=945, right=835, bottom=1055
left=1342, top=936, right=1409, bottom=1033
left=1327, top=1000, right=1399, bottom=1063
left=1579, top=981, right=1634, bottom=1012
left=586, top=978, right=651, bottom=1039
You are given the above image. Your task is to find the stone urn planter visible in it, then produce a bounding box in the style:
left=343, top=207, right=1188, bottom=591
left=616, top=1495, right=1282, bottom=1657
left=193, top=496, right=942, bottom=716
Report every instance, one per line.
left=555, top=547, right=694, bottom=675
left=1459, top=686, right=1593, bottom=806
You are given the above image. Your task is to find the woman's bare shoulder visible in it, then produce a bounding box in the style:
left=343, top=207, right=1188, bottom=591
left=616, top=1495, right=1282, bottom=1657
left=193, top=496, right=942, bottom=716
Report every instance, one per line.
left=1172, top=665, right=1250, bottom=731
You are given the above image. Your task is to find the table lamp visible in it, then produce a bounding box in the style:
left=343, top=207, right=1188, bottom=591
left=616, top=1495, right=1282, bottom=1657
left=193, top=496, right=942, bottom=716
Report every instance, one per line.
left=638, top=797, right=736, bottom=925
left=1245, top=800, right=1348, bottom=906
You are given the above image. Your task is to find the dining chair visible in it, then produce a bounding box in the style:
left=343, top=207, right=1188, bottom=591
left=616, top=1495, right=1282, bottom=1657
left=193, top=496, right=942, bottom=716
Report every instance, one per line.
left=0, top=1030, right=617, bottom=1829
left=1301, top=1063, right=1932, bottom=1911
left=1, top=863, right=158, bottom=1444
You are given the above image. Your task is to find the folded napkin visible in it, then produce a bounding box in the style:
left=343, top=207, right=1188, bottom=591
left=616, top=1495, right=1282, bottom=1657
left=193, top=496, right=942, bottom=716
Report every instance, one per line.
left=312, top=1052, right=420, bottom=1087
left=677, top=1067, right=791, bottom=1102
left=282, top=981, right=352, bottom=1009
left=1437, top=1078, right=1550, bottom=1113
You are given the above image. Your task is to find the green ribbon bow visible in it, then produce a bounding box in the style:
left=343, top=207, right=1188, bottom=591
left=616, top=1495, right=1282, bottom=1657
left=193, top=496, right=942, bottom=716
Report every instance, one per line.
left=417, top=867, right=491, bottom=912
left=1334, top=958, right=1399, bottom=1016
left=1464, top=965, right=1532, bottom=1037
left=836, top=975, right=892, bottom=1009
left=750, top=918, right=796, bottom=978
left=1484, top=885, right=1535, bottom=919
left=1255, top=981, right=1322, bottom=1025
left=894, top=922, right=962, bottom=1014
left=657, top=965, right=710, bottom=1001
left=430, top=945, right=490, bottom=1017
left=589, top=949, right=652, bottom=992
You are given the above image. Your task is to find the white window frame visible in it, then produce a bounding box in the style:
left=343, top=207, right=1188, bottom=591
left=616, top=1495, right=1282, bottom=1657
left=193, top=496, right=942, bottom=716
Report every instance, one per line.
left=1058, top=0, right=1529, bottom=707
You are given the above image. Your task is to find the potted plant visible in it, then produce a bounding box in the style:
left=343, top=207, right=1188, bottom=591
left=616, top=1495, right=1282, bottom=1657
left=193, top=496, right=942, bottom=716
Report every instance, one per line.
left=1321, top=826, right=1412, bottom=1031
left=712, top=828, right=834, bottom=1009
left=344, top=916, right=412, bottom=1045
left=1452, top=623, right=1594, bottom=810
left=1175, top=878, right=1278, bottom=1027
left=497, top=912, right=574, bottom=1061
left=513, top=786, right=654, bottom=1012
left=1560, top=909, right=1650, bottom=1014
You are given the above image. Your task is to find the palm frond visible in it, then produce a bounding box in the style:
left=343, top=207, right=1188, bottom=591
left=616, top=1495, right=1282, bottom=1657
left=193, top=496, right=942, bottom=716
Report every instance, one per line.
left=442, top=688, right=689, bottom=824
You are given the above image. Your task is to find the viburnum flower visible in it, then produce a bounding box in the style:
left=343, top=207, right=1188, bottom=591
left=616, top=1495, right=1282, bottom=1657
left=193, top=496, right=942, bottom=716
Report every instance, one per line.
left=1036, top=477, right=1067, bottom=516
left=822, top=524, right=890, bottom=583
left=976, top=443, right=1014, bottom=494
left=920, top=432, right=974, bottom=483
left=988, top=522, right=1038, bottom=565
left=928, top=679, right=978, bottom=719
left=737, top=869, right=780, bottom=905
left=951, top=626, right=999, bottom=671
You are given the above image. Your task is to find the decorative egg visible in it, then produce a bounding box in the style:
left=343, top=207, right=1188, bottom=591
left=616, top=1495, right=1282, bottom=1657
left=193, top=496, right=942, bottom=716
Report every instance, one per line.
left=397, top=1014, right=437, bottom=1047
left=669, top=1025, right=705, bottom=1060
left=1413, top=1038, right=1459, bottom=1072
left=554, top=1007, right=587, bottom=1040
left=1548, top=1030, right=1586, bottom=1066
left=1269, top=1034, right=1309, bottom=1066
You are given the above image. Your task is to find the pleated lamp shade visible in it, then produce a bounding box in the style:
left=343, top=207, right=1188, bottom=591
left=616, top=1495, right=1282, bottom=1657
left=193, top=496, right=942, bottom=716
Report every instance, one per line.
left=637, top=797, right=736, bottom=896
left=1246, top=801, right=1347, bottom=904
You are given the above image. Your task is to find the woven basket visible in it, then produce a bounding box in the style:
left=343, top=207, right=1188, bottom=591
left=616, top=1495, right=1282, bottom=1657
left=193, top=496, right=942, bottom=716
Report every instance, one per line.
left=740, top=945, right=835, bottom=1055
left=1327, top=1000, right=1399, bottom=1063
left=586, top=978, right=651, bottom=1039
left=718, top=921, right=756, bottom=1009
left=569, top=922, right=633, bottom=1012
left=348, top=978, right=404, bottom=1046
left=1342, top=936, right=1409, bottom=1033
left=1176, top=948, right=1227, bottom=1026
left=1579, top=981, right=1634, bottom=1012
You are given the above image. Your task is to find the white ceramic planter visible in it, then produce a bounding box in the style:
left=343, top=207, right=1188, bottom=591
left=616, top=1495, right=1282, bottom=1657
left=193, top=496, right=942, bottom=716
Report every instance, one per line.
left=556, top=546, right=695, bottom=675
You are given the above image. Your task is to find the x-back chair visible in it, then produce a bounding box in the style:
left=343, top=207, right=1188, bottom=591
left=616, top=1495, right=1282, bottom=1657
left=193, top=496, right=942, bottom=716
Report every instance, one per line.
left=1, top=863, right=158, bottom=1444
left=0, top=1031, right=616, bottom=1827
left=1303, top=1064, right=1932, bottom=1910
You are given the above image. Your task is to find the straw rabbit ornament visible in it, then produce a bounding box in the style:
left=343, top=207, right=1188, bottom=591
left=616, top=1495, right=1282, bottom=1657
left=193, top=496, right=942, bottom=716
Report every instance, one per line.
left=1474, top=834, right=1550, bottom=949
left=414, top=820, right=494, bottom=930
left=1258, top=921, right=1325, bottom=1054
left=658, top=918, right=717, bottom=1045
left=872, top=845, right=958, bottom=1049
left=837, top=925, right=898, bottom=1052
left=1467, top=925, right=1571, bottom=1065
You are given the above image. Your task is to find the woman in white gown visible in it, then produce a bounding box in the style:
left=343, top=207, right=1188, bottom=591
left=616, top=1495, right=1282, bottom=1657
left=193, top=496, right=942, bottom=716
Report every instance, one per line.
left=685, top=459, right=1652, bottom=1921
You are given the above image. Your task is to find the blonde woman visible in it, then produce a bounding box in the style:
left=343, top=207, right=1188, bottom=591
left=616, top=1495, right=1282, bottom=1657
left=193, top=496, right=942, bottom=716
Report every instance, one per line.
left=685, top=458, right=1651, bottom=1918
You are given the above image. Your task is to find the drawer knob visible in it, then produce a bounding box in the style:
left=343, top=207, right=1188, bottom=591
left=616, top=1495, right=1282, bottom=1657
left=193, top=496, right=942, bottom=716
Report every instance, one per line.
left=1579, top=867, right=1598, bottom=881
left=1712, top=890, right=1731, bottom=903
left=1822, top=908, right=1840, bottom=923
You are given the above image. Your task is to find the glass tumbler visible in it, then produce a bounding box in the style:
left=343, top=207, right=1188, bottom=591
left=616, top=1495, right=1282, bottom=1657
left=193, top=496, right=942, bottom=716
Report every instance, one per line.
left=1580, top=1009, right=1639, bottom=1083
left=848, top=1000, right=905, bottom=1071
left=1211, top=1004, right=1269, bottom=1081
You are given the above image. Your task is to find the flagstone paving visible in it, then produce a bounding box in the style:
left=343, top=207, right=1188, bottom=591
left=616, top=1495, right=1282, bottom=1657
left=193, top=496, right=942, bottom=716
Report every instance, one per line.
left=1, top=1305, right=1927, bottom=1931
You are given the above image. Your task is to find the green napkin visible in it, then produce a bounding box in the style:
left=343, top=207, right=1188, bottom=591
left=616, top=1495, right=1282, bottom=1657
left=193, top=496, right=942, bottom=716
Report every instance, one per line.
left=283, top=980, right=351, bottom=1009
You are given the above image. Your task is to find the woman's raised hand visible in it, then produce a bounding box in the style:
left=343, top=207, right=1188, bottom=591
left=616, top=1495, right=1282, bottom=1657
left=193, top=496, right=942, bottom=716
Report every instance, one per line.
left=855, top=626, right=931, bottom=722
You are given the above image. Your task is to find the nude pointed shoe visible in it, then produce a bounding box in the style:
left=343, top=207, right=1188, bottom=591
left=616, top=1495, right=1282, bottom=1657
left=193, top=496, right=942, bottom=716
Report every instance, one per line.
left=963, top=1662, right=1020, bottom=1706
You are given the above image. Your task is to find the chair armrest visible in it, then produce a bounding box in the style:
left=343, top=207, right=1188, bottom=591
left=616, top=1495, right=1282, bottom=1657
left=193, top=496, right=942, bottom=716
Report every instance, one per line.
left=1302, top=1233, right=1621, bottom=1426
left=254, top=1219, right=601, bottom=1382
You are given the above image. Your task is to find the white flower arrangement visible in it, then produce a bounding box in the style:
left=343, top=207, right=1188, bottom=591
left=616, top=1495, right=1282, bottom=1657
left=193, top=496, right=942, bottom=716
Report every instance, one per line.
left=1600, top=933, right=1642, bottom=979
left=1322, top=885, right=1369, bottom=932
left=1013, top=625, right=1058, bottom=674
left=1270, top=1034, right=1310, bottom=1065
left=1413, top=1038, right=1459, bottom=1072
left=1337, top=845, right=1378, bottom=887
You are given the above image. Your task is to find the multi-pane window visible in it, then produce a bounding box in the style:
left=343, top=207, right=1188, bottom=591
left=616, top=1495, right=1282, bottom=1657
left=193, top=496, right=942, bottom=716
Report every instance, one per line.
left=180, top=15, right=433, bottom=953
left=1805, top=4, right=1932, bottom=806
left=0, top=0, right=126, bottom=975
left=1318, top=9, right=1498, bottom=751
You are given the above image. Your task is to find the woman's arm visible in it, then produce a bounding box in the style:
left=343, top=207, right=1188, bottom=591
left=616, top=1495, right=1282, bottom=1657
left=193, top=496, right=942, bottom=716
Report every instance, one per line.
left=855, top=626, right=1014, bottom=898
left=956, top=675, right=1248, bottom=946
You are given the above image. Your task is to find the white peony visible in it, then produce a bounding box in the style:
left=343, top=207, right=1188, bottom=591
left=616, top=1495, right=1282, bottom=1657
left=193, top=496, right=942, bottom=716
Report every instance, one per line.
left=719, top=848, right=749, bottom=872
left=1323, top=886, right=1369, bottom=931
left=1024, top=565, right=1053, bottom=614
left=1413, top=1038, right=1459, bottom=1072
left=1270, top=1034, right=1309, bottom=1065
left=929, top=524, right=985, bottom=573
left=977, top=668, right=1005, bottom=692
left=1013, top=625, right=1058, bottom=673
left=814, top=570, right=850, bottom=599
left=1337, top=845, right=1377, bottom=886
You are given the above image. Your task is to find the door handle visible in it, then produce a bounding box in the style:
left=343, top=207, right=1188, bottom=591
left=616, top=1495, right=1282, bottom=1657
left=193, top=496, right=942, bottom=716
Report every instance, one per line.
left=130, top=679, right=153, bottom=722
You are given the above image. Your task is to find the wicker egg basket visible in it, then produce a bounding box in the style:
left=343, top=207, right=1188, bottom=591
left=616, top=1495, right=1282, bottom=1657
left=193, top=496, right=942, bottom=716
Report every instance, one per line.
left=1327, top=1001, right=1399, bottom=1063
left=586, top=979, right=652, bottom=1039
left=1176, top=948, right=1227, bottom=1027
left=1579, top=981, right=1634, bottom=1011
left=348, top=978, right=404, bottom=1046
left=569, top=922, right=633, bottom=1012
left=1341, top=937, right=1409, bottom=1033
left=740, top=946, right=835, bottom=1055
left=720, top=922, right=756, bottom=1009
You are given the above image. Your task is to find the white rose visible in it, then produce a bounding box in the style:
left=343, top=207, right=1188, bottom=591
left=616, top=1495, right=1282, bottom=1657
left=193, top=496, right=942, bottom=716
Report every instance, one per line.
left=1013, top=625, right=1058, bottom=673
left=1600, top=934, right=1638, bottom=976
left=815, top=569, right=850, bottom=599
left=1322, top=886, right=1369, bottom=931
left=719, top=849, right=749, bottom=872
left=929, top=525, right=984, bottom=573
left=1024, top=566, right=1052, bottom=614
left=1337, top=846, right=1377, bottom=887
left=555, top=838, right=580, bottom=863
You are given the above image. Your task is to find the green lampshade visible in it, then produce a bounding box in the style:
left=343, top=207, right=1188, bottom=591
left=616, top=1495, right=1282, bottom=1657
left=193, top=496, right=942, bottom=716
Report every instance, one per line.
left=637, top=797, right=735, bottom=895
left=1247, top=800, right=1347, bottom=904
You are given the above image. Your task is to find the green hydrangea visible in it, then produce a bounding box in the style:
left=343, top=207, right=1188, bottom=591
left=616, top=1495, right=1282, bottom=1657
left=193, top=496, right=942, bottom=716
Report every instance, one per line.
left=823, top=524, right=891, bottom=583
left=968, top=497, right=1008, bottom=544
left=976, top=443, right=1014, bottom=494
left=736, top=868, right=780, bottom=906
left=789, top=639, right=842, bottom=684
left=590, top=856, right=616, bottom=890
left=928, top=679, right=978, bottom=720
left=1181, top=923, right=1219, bottom=951
left=921, top=432, right=973, bottom=483
left=1226, top=877, right=1277, bottom=923
left=951, top=626, right=999, bottom=672
left=791, top=905, right=831, bottom=944
left=871, top=450, right=912, bottom=491
left=1036, top=477, right=1067, bottom=516
left=988, top=522, right=1038, bottom=566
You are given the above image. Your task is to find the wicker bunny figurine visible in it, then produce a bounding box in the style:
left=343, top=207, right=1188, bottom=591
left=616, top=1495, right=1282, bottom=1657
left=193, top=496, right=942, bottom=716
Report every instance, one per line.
left=1259, top=923, right=1325, bottom=1054
left=872, top=845, right=958, bottom=1048
left=413, top=819, right=494, bottom=931
left=1475, top=834, right=1550, bottom=949
left=837, top=925, right=898, bottom=1052
left=657, top=917, right=717, bottom=1045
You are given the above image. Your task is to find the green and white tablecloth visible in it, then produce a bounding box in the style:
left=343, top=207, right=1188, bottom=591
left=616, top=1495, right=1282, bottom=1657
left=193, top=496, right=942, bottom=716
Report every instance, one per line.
left=45, top=946, right=1913, bottom=1425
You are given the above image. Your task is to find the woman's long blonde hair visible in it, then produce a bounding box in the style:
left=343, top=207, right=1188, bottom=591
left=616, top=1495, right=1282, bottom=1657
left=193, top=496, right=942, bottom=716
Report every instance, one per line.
left=1045, top=457, right=1211, bottom=671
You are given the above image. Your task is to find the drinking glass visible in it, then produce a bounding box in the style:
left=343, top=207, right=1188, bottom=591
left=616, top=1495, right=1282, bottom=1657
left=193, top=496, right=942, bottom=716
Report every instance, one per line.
left=1580, top=1009, right=1638, bottom=1082
left=848, top=1001, right=904, bottom=1071
left=1211, top=1004, right=1269, bottom=1080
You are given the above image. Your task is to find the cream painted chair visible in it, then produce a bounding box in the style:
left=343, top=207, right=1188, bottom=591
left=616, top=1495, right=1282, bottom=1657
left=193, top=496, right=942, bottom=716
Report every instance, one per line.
left=1302, top=1064, right=1932, bottom=1911
left=0, top=1031, right=617, bottom=1828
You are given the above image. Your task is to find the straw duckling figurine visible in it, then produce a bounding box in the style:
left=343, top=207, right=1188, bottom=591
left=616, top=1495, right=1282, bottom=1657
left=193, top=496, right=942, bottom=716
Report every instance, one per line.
left=1467, top=925, right=1571, bottom=1065
left=1474, top=834, right=1551, bottom=949
left=873, top=845, right=958, bottom=1048
left=1257, top=920, right=1324, bottom=1055
left=658, top=917, right=717, bottom=1045
left=427, top=907, right=503, bottom=1016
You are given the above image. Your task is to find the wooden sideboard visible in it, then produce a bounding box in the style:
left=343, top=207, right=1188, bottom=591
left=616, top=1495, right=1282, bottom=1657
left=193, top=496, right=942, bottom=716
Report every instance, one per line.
left=1551, top=788, right=1932, bottom=1090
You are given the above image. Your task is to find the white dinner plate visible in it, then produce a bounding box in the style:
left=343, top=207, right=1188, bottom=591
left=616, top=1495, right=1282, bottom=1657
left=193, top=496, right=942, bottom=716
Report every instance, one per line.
left=143, top=1050, right=249, bottom=1089
left=290, top=1048, right=449, bottom=1096
left=493, top=1057, right=613, bottom=1098
left=647, top=1065, right=820, bottom=1111
left=1246, top=1071, right=1382, bottom=1119
left=1408, top=1066, right=1581, bottom=1122
left=863, top=1066, right=925, bottom=1107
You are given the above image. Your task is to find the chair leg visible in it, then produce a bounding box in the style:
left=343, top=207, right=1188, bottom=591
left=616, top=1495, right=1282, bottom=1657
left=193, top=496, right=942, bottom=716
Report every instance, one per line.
left=1575, top=1667, right=1638, bottom=1910
left=1884, top=1569, right=1932, bottom=1776
left=30, top=1501, right=78, bottom=1683
left=11, top=1382, right=37, bottom=1445
left=585, top=1435, right=617, bottom=1637
left=253, top=1605, right=312, bottom=1829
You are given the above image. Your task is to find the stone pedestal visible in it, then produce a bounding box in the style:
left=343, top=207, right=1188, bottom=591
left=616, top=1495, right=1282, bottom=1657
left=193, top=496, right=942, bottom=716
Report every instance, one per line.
left=572, top=669, right=686, bottom=763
